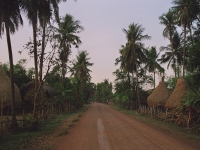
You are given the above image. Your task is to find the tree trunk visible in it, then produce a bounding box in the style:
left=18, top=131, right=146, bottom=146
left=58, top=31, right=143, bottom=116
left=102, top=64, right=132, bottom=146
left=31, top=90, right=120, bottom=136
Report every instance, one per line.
left=128, top=72, right=130, bottom=109
left=187, top=107, right=192, bottom=129
left=32, top=22, right=39, bottom=118
left=169, top=32, right=176, bottom=78
left=183, top=23, right=186, bottom=77
left=5, top=23, right=18, bottom=130
left=39, top=21, right=46, bottom=84
left=38, top=22, right=46, bottom=118
left=135, top=64, right=141, bottom=107
left=153, top=71, right=155, bottom=89
left=132, top=72, right=136, bottom=109
left=1, top=100, right=3, bottom=118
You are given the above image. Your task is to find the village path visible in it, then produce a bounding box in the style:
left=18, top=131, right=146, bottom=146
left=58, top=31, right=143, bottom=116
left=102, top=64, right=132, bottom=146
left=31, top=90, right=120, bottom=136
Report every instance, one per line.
left=53, top=102, right=200, bottom=150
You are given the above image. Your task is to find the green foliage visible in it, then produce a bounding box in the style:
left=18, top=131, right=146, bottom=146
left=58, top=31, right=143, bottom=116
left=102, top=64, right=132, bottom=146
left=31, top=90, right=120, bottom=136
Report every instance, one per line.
left=2, top=60, right=32, bottom=87
left=186, top=40, right=200, bottom=72
left=95, top=79, right=113, bottom=103
left=0, top=105, right=89, bottom=150
left=185, top=72, right=200, bottom=92
left=166, top=76, right=177, bottom=91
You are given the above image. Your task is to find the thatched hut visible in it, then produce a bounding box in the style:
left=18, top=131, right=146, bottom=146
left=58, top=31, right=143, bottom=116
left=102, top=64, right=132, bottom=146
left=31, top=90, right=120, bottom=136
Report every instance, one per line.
left=147, top=81, right=171, bottom=107
left=20, top=81, right=55, bottom=100
left=20, top=81, right=55, bottom=111
left=165, top=77, right=190, bottom=109
left=0, top=65, right=22, bottom=114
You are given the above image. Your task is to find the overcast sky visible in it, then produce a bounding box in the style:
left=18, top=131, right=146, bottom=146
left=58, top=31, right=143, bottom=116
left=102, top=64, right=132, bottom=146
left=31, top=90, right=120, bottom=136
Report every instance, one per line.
left=0, top=0, right=173, bottom=86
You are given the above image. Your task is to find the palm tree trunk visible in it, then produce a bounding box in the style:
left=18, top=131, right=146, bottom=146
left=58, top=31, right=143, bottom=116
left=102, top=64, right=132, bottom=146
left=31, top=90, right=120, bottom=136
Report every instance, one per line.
left=183, top=23, right=187, bottom=77
left=38, top=22, right=46, bottom=115
left=32, top=22, right=39, bottom=118
left=169, top=34, right=176, bottom=78
left=39, top=21, right=46, bottom=84
left=5, top=23, right=18, bottom=130
left=132, top=72, right=136, bottom=109
left=128, top=72, right=130, bottom=109
left=153, top=71, right=155, bottom=89
left=32, top=22, right=38, bottom=80
left=135, top=64, right=141, bottom=107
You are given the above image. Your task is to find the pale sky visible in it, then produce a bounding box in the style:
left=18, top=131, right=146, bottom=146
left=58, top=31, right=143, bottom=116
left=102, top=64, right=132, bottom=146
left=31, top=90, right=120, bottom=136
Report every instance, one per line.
left=0, top=0, right=173, bottom=86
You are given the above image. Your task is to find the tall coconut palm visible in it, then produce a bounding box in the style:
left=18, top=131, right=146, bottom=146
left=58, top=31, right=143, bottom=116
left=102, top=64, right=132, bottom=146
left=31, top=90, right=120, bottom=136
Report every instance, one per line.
left=172, top=0, right=200, bottom=77
left=145, top=47, right=165, bottom=89
left=0, top=0, right=23, bottom=129
left=158, top=31, right=183, bottom=77
left=22, top=0, right=66, bottom=117
left=115, top=45, right=132, bottom=109
left=22, top=0, right=39, bottom=82
left=54, top=14, right=83, bottom=88
left=38, top=0, right=67, bottom=85
left=123, top=23, right=151, bottom=107
left=159, top=9, right=177, bottom=77
left=22, top=0, right=41, bottom=118
left=71, top=51, right=93, bottom=89
left=70, top=51, right=93, bottom=106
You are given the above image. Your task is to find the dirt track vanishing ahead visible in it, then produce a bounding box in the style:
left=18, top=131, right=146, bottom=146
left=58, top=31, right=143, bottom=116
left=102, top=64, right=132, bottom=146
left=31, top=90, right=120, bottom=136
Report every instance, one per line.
left=53, top=102, right=200, bottom=150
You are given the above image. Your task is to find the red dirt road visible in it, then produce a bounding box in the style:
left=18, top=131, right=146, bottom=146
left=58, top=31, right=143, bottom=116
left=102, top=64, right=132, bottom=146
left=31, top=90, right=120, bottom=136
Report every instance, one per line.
left=53, top=102, right=200, bottom=150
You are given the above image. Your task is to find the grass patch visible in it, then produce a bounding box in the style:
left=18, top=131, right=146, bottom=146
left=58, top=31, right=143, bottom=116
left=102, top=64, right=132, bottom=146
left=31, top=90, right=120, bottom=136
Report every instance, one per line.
left=57, top=128, right=69, bottom=136
left=72, top=118, right=79, bottom=123
left=0, top=104, right=90, bottom=150
left=110, top=105, right=200, bottom=143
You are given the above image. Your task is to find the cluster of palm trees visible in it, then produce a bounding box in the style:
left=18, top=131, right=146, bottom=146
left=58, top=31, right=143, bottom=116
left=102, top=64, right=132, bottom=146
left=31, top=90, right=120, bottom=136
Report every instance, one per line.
left=0, top=0, right=90, bottom=129
left=114, top=0, right=200, bottom=109
left=114, top=23, right=163, bottom=109
left=159, top=0, right=200, bottom=77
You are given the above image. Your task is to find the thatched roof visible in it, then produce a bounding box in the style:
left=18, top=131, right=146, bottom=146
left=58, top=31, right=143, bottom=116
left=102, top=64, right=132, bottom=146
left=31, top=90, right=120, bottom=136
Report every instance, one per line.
left=20, top=81, right=55, bottom=101
left=147, top=81, right=171, bottom=107
left=0, top=65, right=22, bottom=109
left=165, top=77, right=190, bottom=109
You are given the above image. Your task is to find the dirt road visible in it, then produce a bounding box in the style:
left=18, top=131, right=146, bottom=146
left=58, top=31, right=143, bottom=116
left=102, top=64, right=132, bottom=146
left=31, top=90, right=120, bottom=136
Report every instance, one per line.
left=53, top=102, right=200, bottom=150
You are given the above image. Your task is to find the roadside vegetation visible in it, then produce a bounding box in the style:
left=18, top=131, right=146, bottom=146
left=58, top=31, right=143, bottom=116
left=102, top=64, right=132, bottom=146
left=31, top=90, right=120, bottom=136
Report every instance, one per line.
left=0, top=104, right=89, bottom=150
left=1, top=0, right=200, bottom=148
left=111, top=105, right=200, bottom=143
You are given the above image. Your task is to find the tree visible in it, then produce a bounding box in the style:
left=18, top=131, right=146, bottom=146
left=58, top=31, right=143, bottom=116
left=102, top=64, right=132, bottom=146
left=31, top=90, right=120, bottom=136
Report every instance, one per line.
left=159, top=9, right=177, bottom=77
left=113, top=69, right=130, bottom=107
left=115, top=45, right=133, bottom=109
left=70, top=51, right=93, bottom=106
left=71, top=51, right=93, bottom=89
left=123, top=23, right=151, bottom=107
left=172, top=0, right=200, bottom=77
left=54, top=14, right=83, bottom=88
left=95, top=79, right=113, bottom=103
left=145, top=46, right=165, bottom=89
left=158, top=31, right=183, bottom=77
left=38, top=0, right=67, bottom=85
left=0, top=0, right=23, bottom=129
left=2, top=60, right=32, bottom=88
left=22, top=0, right=40, bottom=82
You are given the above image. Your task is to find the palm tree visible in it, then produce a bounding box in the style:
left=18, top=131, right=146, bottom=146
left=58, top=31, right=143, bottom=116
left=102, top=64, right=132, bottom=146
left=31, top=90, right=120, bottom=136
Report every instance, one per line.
left=22, top=0, right=39, bottom=82
left=54, top=14, right=83, bottom=88
left=71, top=51, right=93, bottom=89
left=22, top=0, right=66, bottom=83
left=172, top=0, right=200, bottom=77
left=22, top=0, right=66, bottom=118
left=113, top=69, right=130, bottom=108
left=159, top=9, right=177, bottom=77
left=123, top=23, right=151, bottom=107
left=115, top=45, right=133, bottom=109
left=70, top=51, right=93, bottom=106
left=39, top=0, right=67, bottom=85
left=145, top=47, right=165, bottom=89
left=158, top=31, right=183, bottom=77
left=0, top=0, right=23, bottom=129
